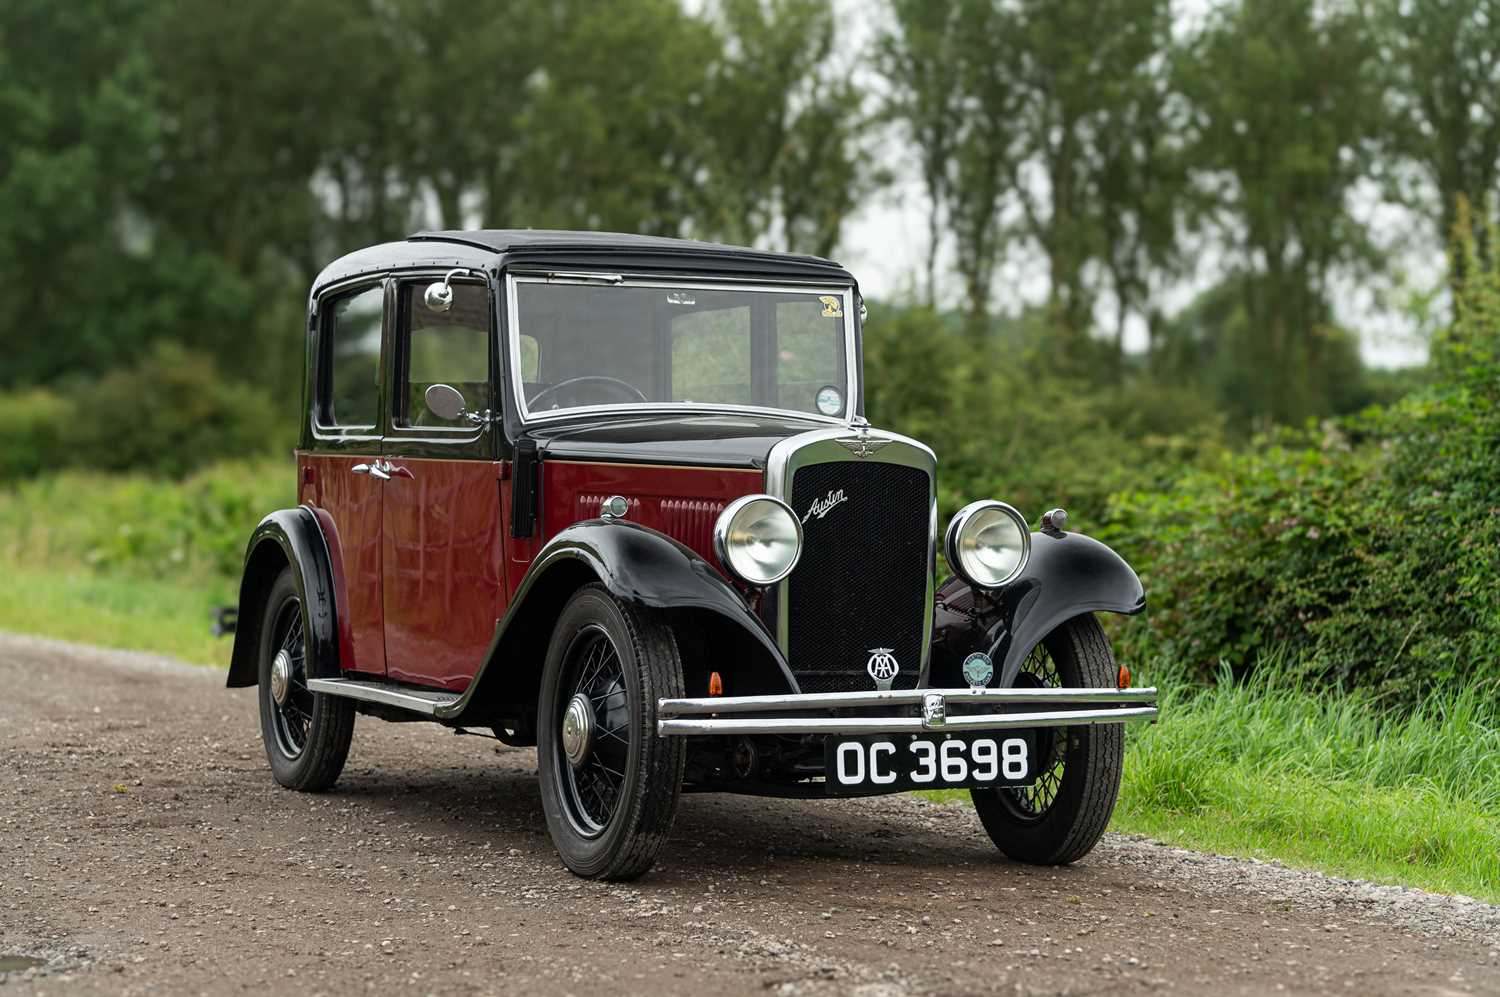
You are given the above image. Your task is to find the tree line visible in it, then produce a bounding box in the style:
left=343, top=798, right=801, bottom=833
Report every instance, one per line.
left=3, top=0, right=1498, bottom=436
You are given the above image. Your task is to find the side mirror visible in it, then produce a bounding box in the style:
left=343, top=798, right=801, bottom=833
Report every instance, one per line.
left=423, top=267, right=474, bottom=314
left=423, top=281, right=453, bottom=313
left=424, top=383, right=468, bottom=421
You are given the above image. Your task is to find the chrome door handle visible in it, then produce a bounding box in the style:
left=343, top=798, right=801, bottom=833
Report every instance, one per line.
left=380, top=460, right=413, bottom=480
left=352, top=462, right=390, bottom=480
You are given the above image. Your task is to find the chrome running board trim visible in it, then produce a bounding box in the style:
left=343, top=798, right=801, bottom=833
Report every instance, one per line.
left=306, top=678, right=461, bottom=716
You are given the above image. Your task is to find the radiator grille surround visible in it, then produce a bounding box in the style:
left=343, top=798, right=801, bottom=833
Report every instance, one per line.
left=767, top=428, right=936, bottom=694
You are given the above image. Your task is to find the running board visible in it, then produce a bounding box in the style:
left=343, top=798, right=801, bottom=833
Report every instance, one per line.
left=305, top=678, right=461, bottom=716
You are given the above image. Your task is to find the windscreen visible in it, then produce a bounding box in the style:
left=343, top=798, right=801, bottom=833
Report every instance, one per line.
left=512, top=280, right=851, bottom=419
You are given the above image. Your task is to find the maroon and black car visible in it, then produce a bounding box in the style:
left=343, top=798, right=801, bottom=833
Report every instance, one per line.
left=226, top=230, right=1158, bottom=880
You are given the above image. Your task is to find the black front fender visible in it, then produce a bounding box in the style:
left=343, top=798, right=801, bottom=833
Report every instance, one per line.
left=226, top=507, right=340, bottom=688
left=929, top=530, right=1145, bottom=688
left=437, top=521, right=793, bottom=725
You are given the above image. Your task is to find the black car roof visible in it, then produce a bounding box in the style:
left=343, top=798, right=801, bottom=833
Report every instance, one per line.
left=312, top=230, right=855, bottom=297
left=408, top=228, right=837, bottom=264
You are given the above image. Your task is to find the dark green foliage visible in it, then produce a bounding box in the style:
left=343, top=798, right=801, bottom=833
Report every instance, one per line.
left=0, top=344, right=291, bottom=479
left=862, top=303, right=1226, bottom=524
left=0, top=0, right=869, bottom=398
left=1153, top=279, right=1376, bottom=431
left=1173, top=0, right=1378, bottom=425
left=0, top=389, right=75, bottom=479
left=1102, top=215, right=1500, bottom=699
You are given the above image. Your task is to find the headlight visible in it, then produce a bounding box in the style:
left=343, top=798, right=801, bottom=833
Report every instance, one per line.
left=713, top=495, right=803, bottom=585
left=945, top=500, right=1031, bottom=588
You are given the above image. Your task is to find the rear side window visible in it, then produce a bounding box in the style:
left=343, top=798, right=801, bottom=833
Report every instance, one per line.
left=323, top=285, right=384, bottom=429
left=397, top=281, right=491, bottom=428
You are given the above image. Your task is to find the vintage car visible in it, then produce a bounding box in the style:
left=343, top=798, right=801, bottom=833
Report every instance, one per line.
left=226, top=230, right=1157, bottom=880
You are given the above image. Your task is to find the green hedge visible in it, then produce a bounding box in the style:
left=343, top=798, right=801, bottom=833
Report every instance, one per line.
left=0, top=341, right=294, bottom=480
left=1101, top=219, right=1500, bottom=699
left=0, top=459, right=295, bottom=584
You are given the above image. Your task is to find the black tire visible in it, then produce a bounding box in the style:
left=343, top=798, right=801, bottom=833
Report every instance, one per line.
left=256, top=566, right=354, bottom=792
left=970, top=614, right=1124, bottom=864
left=536, top=584, right=685, bottom=880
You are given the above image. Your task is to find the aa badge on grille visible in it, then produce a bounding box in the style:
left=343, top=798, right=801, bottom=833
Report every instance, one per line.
left=962, top=651, right=994, bottom=690
left=866, top=647, right=900, bottom=691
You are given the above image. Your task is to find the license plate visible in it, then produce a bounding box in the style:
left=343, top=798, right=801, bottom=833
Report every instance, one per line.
left=824, top=732, right=1037, bottom=795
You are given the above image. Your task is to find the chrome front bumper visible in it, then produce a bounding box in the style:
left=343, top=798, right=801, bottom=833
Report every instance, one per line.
left=656, top=686, right=1158, bottom=736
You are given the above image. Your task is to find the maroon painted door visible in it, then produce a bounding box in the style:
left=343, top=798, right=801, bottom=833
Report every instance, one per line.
left=380, top=277, right=505, bottom=691
left=380, top=458, right=505, bottom=690
left=302, top=454, right=386, bottom=677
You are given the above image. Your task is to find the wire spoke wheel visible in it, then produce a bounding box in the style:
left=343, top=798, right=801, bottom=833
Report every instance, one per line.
left=255, top=566, right=354, bottom=792
left=537, top=584, right=685, bottom=880
left=970, top=615, right=1125, bottom=865
left=1001, top=643, right=1066, bottom=820
left=557, top=624, right=633, bottom=838
left=268, top=597, right=315, bottom=759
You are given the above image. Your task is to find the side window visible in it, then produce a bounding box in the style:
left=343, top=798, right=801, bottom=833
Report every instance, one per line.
left=670, top=306, right=751, bottom=404
left=323, top=284, right=384, bottom=430
left=398, top=281, right=491, bottom=428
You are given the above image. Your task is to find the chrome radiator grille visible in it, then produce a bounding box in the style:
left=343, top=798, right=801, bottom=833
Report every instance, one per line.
left=783, top=457, right=932, bottom=693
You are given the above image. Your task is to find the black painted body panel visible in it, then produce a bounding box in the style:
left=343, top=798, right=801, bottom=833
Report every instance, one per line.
left=411, top=228, right=852, bottom=282
left=929, top=530, right=1145, bottom=689
left=529, top=412, right=826, bottom=469
left=310, top=241, right=496, bottom=298
left=226, top=507, right=340, bottom=688
left=312, top=231, right=855, bottom=300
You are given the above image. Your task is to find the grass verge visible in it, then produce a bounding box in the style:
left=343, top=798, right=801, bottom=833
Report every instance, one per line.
left=0, top=565, right=232, bottom=666
left=928, top=661, right=1500, bottom=903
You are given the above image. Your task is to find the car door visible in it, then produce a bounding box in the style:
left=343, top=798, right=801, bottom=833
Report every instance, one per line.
left=301, top=279, right=389, bottom=678
left=380, top=275, right=506, bottom=691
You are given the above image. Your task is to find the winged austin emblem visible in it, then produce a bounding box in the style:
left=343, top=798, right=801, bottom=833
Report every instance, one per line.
left=835, top=436, right=891, bottom=458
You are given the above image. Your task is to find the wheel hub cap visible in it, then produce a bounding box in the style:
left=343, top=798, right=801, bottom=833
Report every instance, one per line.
left=561, top=693, right=595, bottom=768
left=270, top=649, right=292, bottom=706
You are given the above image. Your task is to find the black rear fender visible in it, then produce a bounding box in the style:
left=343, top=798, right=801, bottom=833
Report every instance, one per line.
left=929, top=529, right=1145, bottom=688
left=226, top=507, right=340, bottom=688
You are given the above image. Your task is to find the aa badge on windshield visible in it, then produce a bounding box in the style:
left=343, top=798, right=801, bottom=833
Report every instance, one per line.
left=866, top=647, right=899, bottom=691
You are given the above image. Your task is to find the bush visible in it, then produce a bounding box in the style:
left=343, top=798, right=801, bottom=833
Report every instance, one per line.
left=862, top=304, right=1226, bottom=527
left=1102, top=214, right=1500, bottom=700
left=0, top=388, right=76, bottom=478
left=0, top=459, right=295, bottom=584
left=0, top=341, right=295, bottom=480
left=69, top=341, right=294, bottom=476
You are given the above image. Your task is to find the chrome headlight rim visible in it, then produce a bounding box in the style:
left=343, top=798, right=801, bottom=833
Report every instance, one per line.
left=713, top=494, right=804, bottom=587
left=944, top=500, right=1031, bottom=590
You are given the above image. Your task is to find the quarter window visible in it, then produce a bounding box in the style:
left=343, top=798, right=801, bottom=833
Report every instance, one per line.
left=397, top=282, right=491, bottom=428
left=324, top=285, right=384, bottom=429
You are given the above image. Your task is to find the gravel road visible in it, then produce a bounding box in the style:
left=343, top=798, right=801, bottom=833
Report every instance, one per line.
left=2, top=631, right=1498, bottom=996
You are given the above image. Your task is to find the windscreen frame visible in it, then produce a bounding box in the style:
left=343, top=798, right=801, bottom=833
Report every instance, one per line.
left=504, top=272, right=859, bottom=427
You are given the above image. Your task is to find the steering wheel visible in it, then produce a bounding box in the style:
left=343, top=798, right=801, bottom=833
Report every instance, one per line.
left=529, top=375, right=648, bottom=409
